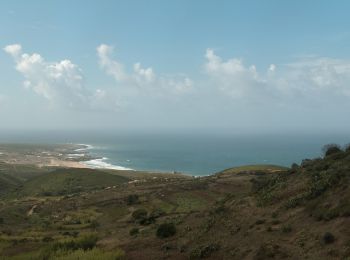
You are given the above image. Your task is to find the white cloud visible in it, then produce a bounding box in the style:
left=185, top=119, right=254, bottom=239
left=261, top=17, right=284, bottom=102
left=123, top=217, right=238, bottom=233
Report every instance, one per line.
left=4, top=44, right=22, bottom=57
left=4, top=44, right=115, bottom=110
left=204, top=48, right=264, bottom=98
left=97, top=44, right=193, bottom=96
left=203, top=49, right=350, bottom=102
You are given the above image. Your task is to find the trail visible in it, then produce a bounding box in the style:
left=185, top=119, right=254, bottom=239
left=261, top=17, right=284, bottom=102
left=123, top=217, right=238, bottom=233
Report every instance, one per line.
left=27, top=205, right=37, bottom=216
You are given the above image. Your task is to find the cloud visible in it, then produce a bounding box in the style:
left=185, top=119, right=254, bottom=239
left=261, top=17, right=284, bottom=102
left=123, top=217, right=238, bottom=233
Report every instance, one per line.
left=4, top=44, right=115, bottom=110
left=203, top=49, right=350, bottom=103
left=204, top=48, right=264, bottom=99
left=97, top=44, right=193, bottom=96
left=4, top=44, right=22, bottom=57
left=283, top=57, right=350, bottom=97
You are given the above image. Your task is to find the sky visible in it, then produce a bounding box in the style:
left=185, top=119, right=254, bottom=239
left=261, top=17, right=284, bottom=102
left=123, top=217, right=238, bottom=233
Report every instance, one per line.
left=1, top=0, right=350, bottom=134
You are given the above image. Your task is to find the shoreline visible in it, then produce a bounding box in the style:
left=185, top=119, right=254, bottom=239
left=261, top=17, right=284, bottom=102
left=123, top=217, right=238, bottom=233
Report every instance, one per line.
left=71, top=143, right=134, bottom=171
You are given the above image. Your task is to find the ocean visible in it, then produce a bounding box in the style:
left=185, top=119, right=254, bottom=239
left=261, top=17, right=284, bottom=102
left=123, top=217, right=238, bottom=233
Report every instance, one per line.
left=0, top=131, right=349, bottom=176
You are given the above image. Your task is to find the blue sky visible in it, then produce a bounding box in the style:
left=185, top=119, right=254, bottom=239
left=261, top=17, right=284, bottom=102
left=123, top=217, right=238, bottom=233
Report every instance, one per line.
left=1, top=1, right=350, bottom=132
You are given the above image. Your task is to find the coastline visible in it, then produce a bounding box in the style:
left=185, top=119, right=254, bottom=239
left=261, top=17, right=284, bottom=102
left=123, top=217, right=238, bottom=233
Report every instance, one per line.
left=70, top=143, right=134, bottom=171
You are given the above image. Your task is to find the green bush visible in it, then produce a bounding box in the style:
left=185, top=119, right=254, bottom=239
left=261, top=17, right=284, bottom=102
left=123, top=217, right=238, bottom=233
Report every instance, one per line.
left=189, top=243, right=220, bottom=259
left=150, top=208, right=165, bottom=218
left=255, top=219, right=265, bottom=225
left=129, top=227, right=139, bottom=236
left=52, top=248, right=124, bottom=260
left=323, top=144, right=342, bottom=157
left=345, top=143, right=350, bottom=152
left=156, top=223, right=176, bottom=238
left=51, top=234, right=98, bottom=252
left=281, top=224, right=292, bottom=233
left=132, top=208, right=147, bottom=220
left=126, top=194, right=139, bottom=205
left=322, top=232, right=335, bottom=244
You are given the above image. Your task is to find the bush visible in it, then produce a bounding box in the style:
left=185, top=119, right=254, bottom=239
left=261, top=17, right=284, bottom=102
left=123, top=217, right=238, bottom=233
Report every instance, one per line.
left=322, top=232, right=335, bottom=244
left=89, top=219, right=99, bottom=229
left=51, top=234, right=98, bottom=252
left=323, top=144, right=342, bottom=157
left=345, top=143, right=350, bottom=152
left=290, top=163, right=299, bottom=171
left=255, top=219, right=265, bottom=225
left=131, top=208, right=149, bottom=224
left=132, top=208, right=147, bottom=220
left=129, top=227, right=139, bottom=236
left=189, top=243, right=220, bottom=259
left=150, top=208, right=165, bottom=219
left=156, top=223, right=176, bottom=238
left=126, top=194, right=139, bottom=205
left=48, top=248, right=124, bottom=260
left=281, top=224, right=292, bottom=233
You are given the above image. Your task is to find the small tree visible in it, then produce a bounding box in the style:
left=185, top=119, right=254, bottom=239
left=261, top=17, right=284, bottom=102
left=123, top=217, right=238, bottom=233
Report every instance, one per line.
left=345, top=143, right=350, bottom=152
left=126, top=194, right=139, bottom=205
left=132, top=208, right=148, bottom=223
left=322, top=144, right=342, bottom=157
left=322, top=232, right=335, bottom=244
left=156, top=223, right=176, bottom=238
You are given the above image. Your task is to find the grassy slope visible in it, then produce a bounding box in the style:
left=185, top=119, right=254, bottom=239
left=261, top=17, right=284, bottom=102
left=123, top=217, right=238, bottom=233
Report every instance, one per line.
left=218, top=164, right=289, bottom=175
left=0, top=172, right=21, bottom=195
left=0, top=161, right=50, bottom=181
left=18, top=168, right=129, bottom=196
left=1, top=151, right=350, bottom=259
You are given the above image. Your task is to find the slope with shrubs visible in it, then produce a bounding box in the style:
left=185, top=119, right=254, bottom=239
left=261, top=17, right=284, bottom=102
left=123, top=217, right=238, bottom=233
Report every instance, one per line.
left=1, top=144, right=350, bottom=259
left=180, top=144, right=350, bottom=259
left=17, top=168, right=129, bottom=197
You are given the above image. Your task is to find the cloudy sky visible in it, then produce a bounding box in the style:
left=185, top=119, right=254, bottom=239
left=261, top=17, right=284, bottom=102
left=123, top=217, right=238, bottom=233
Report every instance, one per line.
left=1, top=0, right=350, bottom=133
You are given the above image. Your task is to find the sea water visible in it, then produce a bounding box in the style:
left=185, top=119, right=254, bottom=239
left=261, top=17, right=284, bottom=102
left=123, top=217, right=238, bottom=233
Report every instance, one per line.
left=0, top=131, right=349, bottom=176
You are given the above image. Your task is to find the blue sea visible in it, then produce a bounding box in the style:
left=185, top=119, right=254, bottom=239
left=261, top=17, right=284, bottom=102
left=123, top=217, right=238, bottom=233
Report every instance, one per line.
left=0, top=131, right=349, bottom=176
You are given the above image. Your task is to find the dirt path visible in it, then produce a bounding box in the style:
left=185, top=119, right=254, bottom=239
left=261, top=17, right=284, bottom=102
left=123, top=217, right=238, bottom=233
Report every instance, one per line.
left=27, top=205, right=37, bottom=216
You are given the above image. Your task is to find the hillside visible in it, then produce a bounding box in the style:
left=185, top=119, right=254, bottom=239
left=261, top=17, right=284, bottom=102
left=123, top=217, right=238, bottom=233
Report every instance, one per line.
left=17, top=168, right=130, bottom=197
left=0, top=146, right=350, bottom=259
left=0, top=172, right=21, bottom=195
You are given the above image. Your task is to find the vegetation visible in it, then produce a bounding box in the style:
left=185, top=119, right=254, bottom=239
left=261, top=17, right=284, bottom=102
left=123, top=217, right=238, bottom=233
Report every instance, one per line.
left=323, top=143, right=342, bottom=157
left=1, top=143, right=350, bottom=258
left=156, top=223, right=176, bottom=238
left=322, top=232, right=335, bottom=244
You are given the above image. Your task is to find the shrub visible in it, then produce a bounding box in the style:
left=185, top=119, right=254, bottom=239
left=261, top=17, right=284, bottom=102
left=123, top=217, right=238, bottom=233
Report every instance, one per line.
left=47, top=248, right=124, bottom=260
left=42, top=236, right=54, bottom=242
left=131, top=208, right=149, bottom=224
left=345, top=143, right=350, bottom=152
left=255, top=219, right=265, bottom=225
left=150, top=208, right=165, bottom=219
left=51, top=234, right=98, bottom=251
left=129, top=227, right=139, bottom=236
left=290, top=163, right=299, bottom=171
left=281, top=224, right=292, bottom=233
left=322, top=232, right=335, bottom=244
left=156, top=223, right=176, bottom=238
left=132, top=208, right=147, bottom=220
left=126, top=194, right=139, bottom=205
left=89, top=219, right=99, bottom=229
left=322, top=144, right=342, bottom=157
left=189, top=243, right=220, bottom=259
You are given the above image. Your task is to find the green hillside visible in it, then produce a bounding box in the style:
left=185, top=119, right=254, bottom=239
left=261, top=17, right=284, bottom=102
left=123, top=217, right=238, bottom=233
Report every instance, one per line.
left=218, top=164, right=289, bottom=175
left=1, top=145, right=350, bottom=259
left=18, top=168, right=129, bottom=196
left=0, top=172, right=21, bottom=195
